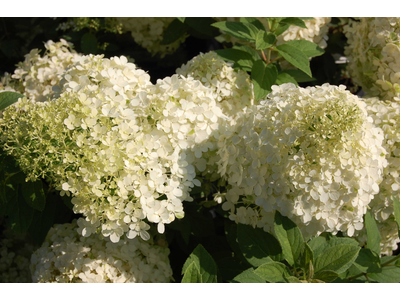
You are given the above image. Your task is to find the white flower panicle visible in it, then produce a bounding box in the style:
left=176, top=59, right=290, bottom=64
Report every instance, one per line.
left=10, top=39, right=81, bottom=102
left=176, top=51, right=253, bottom=118
left=147, top=73, right=229, bottom=184
left=0, top=55, right=202, bottom=243
left=344, top=17, right=400, bottom=101
left=354, top=97, right=400, bottom=254
left=109, top=17, right=187, bottom=58
left=30, top=220, right=173, bottom=283
left=217, top=83, right=387, bottom=239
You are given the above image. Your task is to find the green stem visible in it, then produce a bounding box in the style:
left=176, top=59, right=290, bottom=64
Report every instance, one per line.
left=266, top=48, right=271, bottom=64
left=261, top=50, right=267, bottom=63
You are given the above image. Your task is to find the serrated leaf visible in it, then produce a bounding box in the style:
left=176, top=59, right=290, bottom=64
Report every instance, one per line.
left=276, top=43, right=312, bottom=76
left=273, top=210, right=304, bottom=266
left=214, top=48, right=255, bottom=71
left=281, top=69, right=316, bottom=83
left=237, top=224, right=282, bottom=267
left=251, top=60, right=278, bottom=101
left=276, top=72, right=298, bottom=86
left=368, top=266, right=400, bottom=283
left=275, top=24, right=290, bottom=36
left=353, top=248, right=382, bottom=274
left=312, top=270, right=339, bottom=282
left=253, top=261, right=291, bottom=283
left=314, top=244, right=360, bottom=274
left=255, top=31, right=276, bottom=50
left=312, top=236, right=359, bottom=261
left=81, top=33, right=97, bottom=54
left=240, top=17, right=265, bottom=31
left=0, top=91, right=24, bottom=110
left=160, top=18, right=188, bottom=45
left=232, top=268, right=265, bottom=283
left=284, top=40, right=324, bottom=57
left=364, top=209, right=381, bottom=257
left=21, top=179, right=46, bottom=211
left=233, top=44, right=261, bottom=62
left=181, top=244, right=217, bottom=283
left=279, top=17, right=307, bottom=29
left=212, top=21, right=258, bottom=43
left=393, top=196, right=400, bottom=239
left=181, top=262, right=202, bottom=283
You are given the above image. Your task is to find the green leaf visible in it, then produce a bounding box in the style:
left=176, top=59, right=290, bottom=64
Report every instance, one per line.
left=177, top=17, right=186, bottom=23
left=393, top=196, right=400, bottom=239
left=283, top=40, right=324, bottom=57
left=237, top=224, right=282, bottom=267
left=276, top=43, right=312, bottom=76
left=251, top=60, right=278, bottom=101
left=364, top=209, right=381, bottom=257
left=312, top=270, right=339, bottom=283
left=0, top=91, right=24, bottom=110
left=233, top=44, right=261, bottom=63
left=181, top=262, right=202, bottom=283
left=239, top=17, right=265, bottom=31
left=280, top=69, right=316, bottom=83
left=312, top=236, right=359, bottom=261
left=353, top=248, right=382, bottom=274
left=3, top=183, right=34, bottom=234
left=276, top=72, right=298, bottom=86
left=279, top=17, right=307, bottom=29
left=275, top=24, right=290, bottom=36
left=214, top=48, right=255, bottom=72
left=232, top=268, right=265, bottom=283
left=253, top=261, right=291, bottom=283
left=181, top=244, right=217, bottom=283
left=80, top=32, right=97, bottom=54
left=255, top=31, right=276, bottom=50
left=212, top=21, right=258, bottom=43
left=27, top=195, right=55, bottom=245
left=368, top=265, right=400, bottom=283
left=314, top=244, right=360, bottom=274
left=298, top=242, right=314, bottom=272
left=21, top=179, right=46, bottom=211
left=185, top=17, right=220, bottom=39
left=273, top=211, right=304, bottom=266
left=160, top=18, right=188, bottom=45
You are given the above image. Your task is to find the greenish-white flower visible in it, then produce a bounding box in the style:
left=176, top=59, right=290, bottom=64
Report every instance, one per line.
left=217, top=83, right=387, bottom=239
left=344, top=17, right=400, bottom=101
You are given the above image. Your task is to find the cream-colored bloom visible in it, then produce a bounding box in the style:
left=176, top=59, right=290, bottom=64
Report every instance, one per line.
left=30, top=219, right=173, bottom=283
left=344, top=17, right=400, bottom=101
left=217, top=83, right=387, bottom=239
left=10, top=39, right=81, bottom=102
left=354, top=97, right=400, bottom=255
